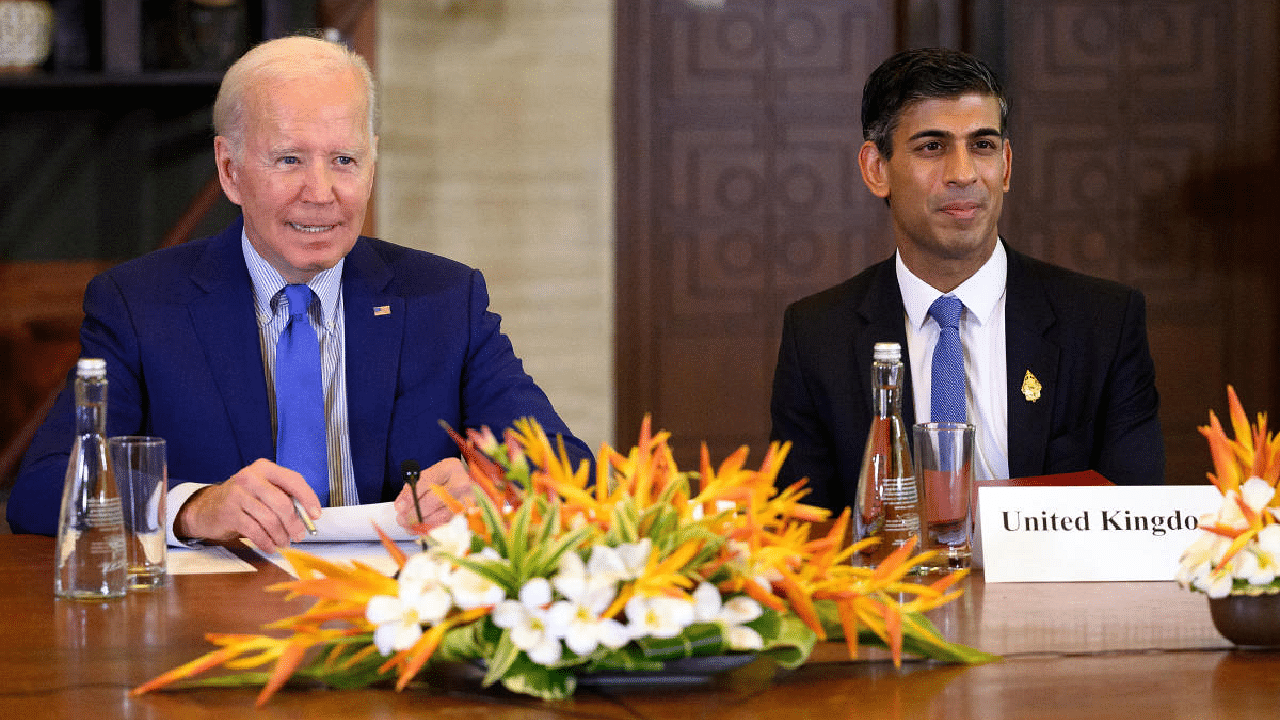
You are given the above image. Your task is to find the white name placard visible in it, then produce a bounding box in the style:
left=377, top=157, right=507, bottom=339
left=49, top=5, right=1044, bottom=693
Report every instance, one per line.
left=978, top=485, right=1222, bottom=583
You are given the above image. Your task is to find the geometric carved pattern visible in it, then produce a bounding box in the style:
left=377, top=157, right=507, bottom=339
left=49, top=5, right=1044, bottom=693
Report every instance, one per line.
left=657, top=1, right=894, bottom=331
left=618, top=0, right=895, bottom=463
left=1004, top=1, right=1227, bottom=294
left=1003, top=0, right=1278, bottom=484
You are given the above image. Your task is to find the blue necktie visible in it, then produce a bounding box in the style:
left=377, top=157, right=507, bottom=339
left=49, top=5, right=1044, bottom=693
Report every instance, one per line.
left=929, top=295, right=966, bottom=423
left=275, top=284, right=329, bottom=505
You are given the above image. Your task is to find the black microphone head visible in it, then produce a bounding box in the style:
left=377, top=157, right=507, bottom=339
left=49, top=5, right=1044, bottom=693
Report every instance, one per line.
left=401, top=459, right=420, bottom=476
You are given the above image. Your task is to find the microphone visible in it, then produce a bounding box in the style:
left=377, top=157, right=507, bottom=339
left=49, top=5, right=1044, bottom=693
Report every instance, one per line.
left=401, top=459, right=426, bottom=549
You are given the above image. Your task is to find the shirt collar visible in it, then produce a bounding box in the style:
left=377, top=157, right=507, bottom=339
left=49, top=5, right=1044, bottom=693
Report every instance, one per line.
left=897, top=239, right=1008, bottom=331
left=241, top=230, right=344, bottom=325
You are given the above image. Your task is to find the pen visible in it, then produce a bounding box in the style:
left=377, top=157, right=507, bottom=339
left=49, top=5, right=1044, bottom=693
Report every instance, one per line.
left=293, top=497, right=318, bottom=535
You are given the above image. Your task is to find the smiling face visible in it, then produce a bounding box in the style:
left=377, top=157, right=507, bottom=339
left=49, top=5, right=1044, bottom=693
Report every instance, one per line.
left=858, top=92, right=1011, bottom=292
left=214, top=68, right=377, bottom=284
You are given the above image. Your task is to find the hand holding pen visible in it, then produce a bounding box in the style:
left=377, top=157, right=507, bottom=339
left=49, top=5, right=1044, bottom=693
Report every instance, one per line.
left=393, top=457, right=473, bottom=536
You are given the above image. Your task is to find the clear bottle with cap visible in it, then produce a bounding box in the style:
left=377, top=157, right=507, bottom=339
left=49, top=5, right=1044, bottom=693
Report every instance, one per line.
left=854, top=342, right=922, bottom=566
left=54, top=358, right=127, bottom=599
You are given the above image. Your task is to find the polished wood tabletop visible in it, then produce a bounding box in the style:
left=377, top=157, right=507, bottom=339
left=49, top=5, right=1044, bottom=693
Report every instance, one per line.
left=2, top=534, right=1277, bottom=719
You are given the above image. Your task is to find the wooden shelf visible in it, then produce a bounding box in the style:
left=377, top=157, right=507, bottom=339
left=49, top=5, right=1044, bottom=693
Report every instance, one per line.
left=0, top=70, right=225, bottom=89
left=19, top=1, right=306, bottom=86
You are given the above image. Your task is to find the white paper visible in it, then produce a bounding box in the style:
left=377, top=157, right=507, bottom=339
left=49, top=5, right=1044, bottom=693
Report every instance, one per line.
left=300, top=501, right=418, bottom=543
left=978, top=484, right=1222, bottom=582
left=166, top=544, right=256, bottom=574
left=265, top=540, right=423, bottom=578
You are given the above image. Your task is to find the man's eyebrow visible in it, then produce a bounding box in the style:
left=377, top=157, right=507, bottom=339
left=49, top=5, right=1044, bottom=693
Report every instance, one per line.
left=906, top=127, right=1003, bottom=142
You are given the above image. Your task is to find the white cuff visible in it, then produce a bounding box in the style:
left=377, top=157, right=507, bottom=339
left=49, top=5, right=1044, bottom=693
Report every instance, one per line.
left=165, top=481, right=210, bottom=547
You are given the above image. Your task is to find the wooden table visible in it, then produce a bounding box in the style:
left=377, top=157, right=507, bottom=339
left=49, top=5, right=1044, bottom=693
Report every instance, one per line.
left=2, top=534, right=1276, bottom=719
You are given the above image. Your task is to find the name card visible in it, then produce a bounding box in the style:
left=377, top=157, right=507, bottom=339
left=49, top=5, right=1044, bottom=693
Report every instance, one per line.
left=977, top=485, right=1222, bottom=583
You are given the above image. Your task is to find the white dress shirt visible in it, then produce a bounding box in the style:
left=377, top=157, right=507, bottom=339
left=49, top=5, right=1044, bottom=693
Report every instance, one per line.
left=897, top=242, right=1010, bottom=483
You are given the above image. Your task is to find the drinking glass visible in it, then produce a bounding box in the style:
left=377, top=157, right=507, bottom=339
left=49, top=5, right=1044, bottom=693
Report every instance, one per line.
left=912, top=422, right=974, bottom=571
left=109, top=436, right=167, bottom=589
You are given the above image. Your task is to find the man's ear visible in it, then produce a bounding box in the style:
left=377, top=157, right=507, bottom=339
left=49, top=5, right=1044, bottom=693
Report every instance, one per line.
left=213, top=136, right=243, bottom=207
left=1002, top=136, right=1012, bottom=192
left=858, top=140, right=891, bottom=200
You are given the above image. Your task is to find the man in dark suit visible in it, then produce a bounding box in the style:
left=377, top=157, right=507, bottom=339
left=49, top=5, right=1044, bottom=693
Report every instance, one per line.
left=770, top=48, right=1164, bottom=513
left=8, top=36, right=590, bottom=550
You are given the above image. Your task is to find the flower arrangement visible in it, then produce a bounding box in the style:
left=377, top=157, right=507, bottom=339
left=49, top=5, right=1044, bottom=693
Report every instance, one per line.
left=133, top=417, right=994, bottom=704
left=1176, top=387, right=1280, bottom=598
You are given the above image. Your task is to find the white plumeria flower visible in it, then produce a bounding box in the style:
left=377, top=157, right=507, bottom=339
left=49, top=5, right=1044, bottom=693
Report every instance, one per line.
left=427, top=513, right=473, bottom=559
left=1201, top=566, right=1235, bottom=598
left=449, top=548, right=507, bottom=610
left=1211, top=488, right=1252, bottom=531
left=1176, top=533, right=1221, bottom=589
left=548, top=551, right=629, bottom=656
left=1257, top=524, right=1280, bottom=560
left=690, top=581, right=764, bottom=650
left=492, top=577, right=564, bottom=665
left=397, top=552, right=455, bottom=603
left=1240, top=477, right=1276, bottom=514
left=1234, top=548, right=1276, bottom=587
left=625, top=594, right=695, bottom=640
left=586, top=539, right=651, bottom=588
left=365, top=554, right=454, bottom=655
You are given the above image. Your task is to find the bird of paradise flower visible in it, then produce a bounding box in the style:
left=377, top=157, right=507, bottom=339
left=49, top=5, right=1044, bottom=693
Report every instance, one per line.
left=133, top=416, right=995, bottom=705
left=1183, top=386, right=1280, bottom=586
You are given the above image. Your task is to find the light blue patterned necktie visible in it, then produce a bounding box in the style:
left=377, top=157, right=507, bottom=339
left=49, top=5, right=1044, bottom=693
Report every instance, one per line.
left=929, top=294, right=966, bottom=423
left=275, top=284, right=329, bottom=505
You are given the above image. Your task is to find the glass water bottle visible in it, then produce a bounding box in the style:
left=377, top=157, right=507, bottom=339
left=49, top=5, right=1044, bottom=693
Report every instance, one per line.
left=54, top=358, right=127, bottom=599
left=854, top=342, right=922, bottom=566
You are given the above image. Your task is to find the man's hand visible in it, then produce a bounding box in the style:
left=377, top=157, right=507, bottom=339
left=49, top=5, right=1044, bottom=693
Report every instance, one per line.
left=174, top=458, right=321, bottom=552
left=393, top=457, right=473, bottom=531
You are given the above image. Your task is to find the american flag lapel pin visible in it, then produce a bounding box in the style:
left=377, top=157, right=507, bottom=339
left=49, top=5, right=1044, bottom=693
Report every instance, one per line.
left=373, top=305, right=391, bottom=316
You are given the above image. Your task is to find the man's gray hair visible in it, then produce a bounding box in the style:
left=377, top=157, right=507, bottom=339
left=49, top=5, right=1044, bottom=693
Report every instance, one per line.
left=213, top=34, right=378, bottom=159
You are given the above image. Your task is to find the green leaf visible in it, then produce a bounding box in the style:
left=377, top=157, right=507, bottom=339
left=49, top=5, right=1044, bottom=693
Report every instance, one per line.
left=525, top=525, right=592, bottom=580
left=755, top=611, right=817, bottom=668
left=583, top=642, right=665, bottom=673
left=505, top=492, right=535, bottom=571
left=448, top=554, right=518, bottom=596
left=480, top=630, right=521, bottom=687
left=474, top=493, right=509, bottom=558
left=814, top=600, right=998, bottom=665
left=634, top=622, right=727, bottom=659
left=434, top=618, right=490, bottom=662
left=581, top=624, right=728, bottom=673
left=608, top=500, right=640, bottom=545
left=498, top=655, right=577, bottom=700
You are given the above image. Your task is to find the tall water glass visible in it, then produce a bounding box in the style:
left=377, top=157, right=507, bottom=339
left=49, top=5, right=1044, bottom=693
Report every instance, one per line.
left=109, top=436, right=167, bottom=589
left=912, top=422, right=974, bottom=572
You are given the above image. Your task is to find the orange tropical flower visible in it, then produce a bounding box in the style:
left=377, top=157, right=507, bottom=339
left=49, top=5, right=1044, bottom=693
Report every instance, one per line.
left=133, top=415, right=992, bottom=704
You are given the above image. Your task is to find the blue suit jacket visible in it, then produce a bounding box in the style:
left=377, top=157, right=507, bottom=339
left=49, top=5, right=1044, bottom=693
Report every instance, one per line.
left=8, top=219, right=592, bottom=535
left=770, top=242, right=1166, bottom=512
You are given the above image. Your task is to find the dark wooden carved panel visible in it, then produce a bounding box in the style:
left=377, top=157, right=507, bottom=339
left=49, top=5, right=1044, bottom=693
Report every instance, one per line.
left=616, top=0, right=895, bottom=466
left=1000, top=1, right=1279, bottom=484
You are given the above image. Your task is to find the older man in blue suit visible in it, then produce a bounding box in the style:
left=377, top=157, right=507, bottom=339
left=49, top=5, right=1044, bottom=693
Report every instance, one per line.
left=8, top=35, right=590, bottom=550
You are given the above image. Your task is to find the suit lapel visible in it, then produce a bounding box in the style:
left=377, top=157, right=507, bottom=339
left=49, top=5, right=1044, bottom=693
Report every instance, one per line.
left=341, top=239, right=403, bottom=503
left=1004, top=247, right=1058, bottom=478
left=188, top=219, right=274, bottom=466
left=856, top=260, right=916, bottom=430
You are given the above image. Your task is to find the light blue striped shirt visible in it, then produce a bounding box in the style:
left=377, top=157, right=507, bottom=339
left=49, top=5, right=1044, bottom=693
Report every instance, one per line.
left=242, top=233, right=359, bottom=506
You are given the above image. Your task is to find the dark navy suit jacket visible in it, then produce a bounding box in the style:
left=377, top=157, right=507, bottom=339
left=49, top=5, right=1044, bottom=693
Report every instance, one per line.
left=770, top=242, right=1166, bottom=513
left=8, top=218, right=592, bottom=535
